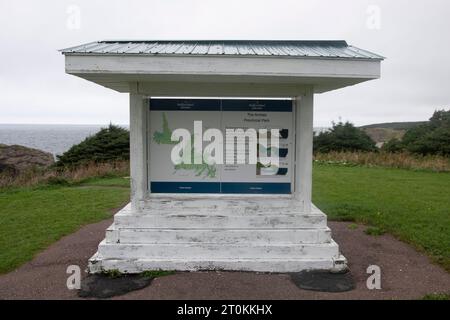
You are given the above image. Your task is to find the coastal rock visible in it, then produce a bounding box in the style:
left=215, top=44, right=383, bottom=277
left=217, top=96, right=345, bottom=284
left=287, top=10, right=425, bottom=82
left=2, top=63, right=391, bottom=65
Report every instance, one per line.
left=0, top=144, right=54, bottom=174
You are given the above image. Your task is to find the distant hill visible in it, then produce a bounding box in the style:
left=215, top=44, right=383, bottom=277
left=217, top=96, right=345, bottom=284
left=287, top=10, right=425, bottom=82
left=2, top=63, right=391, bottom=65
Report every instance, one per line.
left=360, top=121, right=427, bottom=130
left=359, top=121, right=426, bottom=145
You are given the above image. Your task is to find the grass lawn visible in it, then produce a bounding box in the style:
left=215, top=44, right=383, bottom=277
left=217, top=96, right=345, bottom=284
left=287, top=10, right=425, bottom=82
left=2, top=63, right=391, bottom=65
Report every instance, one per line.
left=0, top=165, right=449, bottom=274
left=313, top=163, right=450, bottom=271
left=0, top=177, right=130, bottom=274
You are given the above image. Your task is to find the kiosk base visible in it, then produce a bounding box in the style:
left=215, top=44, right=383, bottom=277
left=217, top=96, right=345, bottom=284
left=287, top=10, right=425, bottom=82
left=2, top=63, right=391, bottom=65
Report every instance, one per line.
left=88, top=195, right=347, bottom=273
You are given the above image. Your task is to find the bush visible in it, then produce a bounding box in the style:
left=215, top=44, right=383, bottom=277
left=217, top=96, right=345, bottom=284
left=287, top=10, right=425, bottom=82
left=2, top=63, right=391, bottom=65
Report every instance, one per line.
left=381, top=138, right=404, bottom=153
left=407, top=125, right=450, bottom=156
left=314, top=121, right=377, bottom=153
left=56, top=124, right=129, bottom=167
left=314, top=151, right=450, bottom=172
left=387, top=109, right=450, bottom=156
left=0, top=161, right=129, bottom=189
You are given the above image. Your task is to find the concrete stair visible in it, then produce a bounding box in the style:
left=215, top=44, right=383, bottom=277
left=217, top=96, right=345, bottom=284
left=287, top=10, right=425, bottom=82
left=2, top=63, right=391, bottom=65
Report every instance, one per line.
left=106, top=226, right=332, bottom=244
left=88, top=196, right=347, bottom=273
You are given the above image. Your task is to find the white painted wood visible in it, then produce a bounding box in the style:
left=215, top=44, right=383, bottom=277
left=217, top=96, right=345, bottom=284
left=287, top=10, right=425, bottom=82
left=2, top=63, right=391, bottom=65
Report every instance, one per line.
left=146, top=98, right=152, bottom=193
left=294, top=89, right=314, bottom=213
left=80, top=75, right=375, bottom=95
left=65, top=55, right=381, bottom=94
left=64, top=41, right=377, bottom=275
left=66, top=55, right=381, bottom=79
left=129, top=93, right=148, bottom=210
left=137, top=81, right=307, bottom=97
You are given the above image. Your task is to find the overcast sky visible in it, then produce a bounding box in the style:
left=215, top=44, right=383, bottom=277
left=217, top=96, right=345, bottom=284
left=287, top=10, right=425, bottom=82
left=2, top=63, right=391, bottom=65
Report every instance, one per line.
left=1, top=0, right=449, bottom=127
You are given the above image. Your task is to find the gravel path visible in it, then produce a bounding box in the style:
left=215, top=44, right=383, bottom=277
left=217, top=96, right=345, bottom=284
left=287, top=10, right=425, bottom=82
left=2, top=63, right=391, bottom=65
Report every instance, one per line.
left=0, top=218, right=449, bottom=300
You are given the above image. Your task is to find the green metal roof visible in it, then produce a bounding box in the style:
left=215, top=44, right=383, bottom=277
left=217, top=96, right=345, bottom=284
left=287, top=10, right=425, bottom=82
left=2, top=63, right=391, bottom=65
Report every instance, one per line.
left=61, top=40, right=384, bottom=60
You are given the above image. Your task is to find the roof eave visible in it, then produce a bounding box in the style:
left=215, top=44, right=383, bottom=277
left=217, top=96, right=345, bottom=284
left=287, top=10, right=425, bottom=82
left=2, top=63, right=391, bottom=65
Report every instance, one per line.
left=61, top=52, right=383, bottom=62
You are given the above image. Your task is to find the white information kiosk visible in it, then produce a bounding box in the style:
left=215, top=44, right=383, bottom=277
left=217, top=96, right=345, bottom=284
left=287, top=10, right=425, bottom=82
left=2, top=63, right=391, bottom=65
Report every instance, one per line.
left=61, top=40, right=383, bottom=273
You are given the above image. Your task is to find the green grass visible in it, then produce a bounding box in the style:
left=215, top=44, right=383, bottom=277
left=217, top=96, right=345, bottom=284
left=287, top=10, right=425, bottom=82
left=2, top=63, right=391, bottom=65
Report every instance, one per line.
left=347, top=223, right=358, bottom=230
left=365, top=226, right=386, bottom=236
left=103, top=269, right=123, bottom=278
left=0, top=178, right=130, bottom=274
left=313, top=163, right=450, bottom=271
left=422, top=293, right=450, bottom=300
left=1, top=165, right=449, bottom=275
left=78, top=176, right=130, bottom=188
left=140, top=270, right=176, bottom=278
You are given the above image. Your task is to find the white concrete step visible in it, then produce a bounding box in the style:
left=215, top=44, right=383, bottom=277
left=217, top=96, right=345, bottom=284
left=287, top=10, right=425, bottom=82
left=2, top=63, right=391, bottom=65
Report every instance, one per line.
left=96, top=240, right=340, bottom=260
left=88, top=201, right=348, bottom=274
left=105, top=227, right=332, bottom=245
left=89, top=253, right=348, bottom=273
left=120, top=202, right=322, bottom=215
left=144, top=202, right=309, bottom=212
left=113, top=212, right=327, bottom=229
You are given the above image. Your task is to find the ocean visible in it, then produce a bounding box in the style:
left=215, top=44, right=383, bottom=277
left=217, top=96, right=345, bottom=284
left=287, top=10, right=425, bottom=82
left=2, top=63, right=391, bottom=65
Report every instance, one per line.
left=0, top=124, right=329, bottom=158
left=0, top=124, right=115, bottom=157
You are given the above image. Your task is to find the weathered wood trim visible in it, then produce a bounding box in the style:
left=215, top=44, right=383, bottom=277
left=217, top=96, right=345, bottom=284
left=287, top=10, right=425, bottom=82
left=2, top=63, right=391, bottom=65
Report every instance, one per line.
left=66, top=55, right=381, bottom=79
left=130, top=93, right=148, bottom=210
left=137, top=81, right=306, bottom=97
left=294, top=88, right=314, bottom=213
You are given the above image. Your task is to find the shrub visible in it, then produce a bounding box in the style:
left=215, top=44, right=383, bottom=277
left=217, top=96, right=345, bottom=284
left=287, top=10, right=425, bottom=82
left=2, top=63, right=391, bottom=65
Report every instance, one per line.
left=314, top=151, right=450, bottom=172
left=382, top=138, right=404, bottom=153
left=0, top=161, right=129, bottom=189
left=56, top=124, right=129, bottom=167
left=407, top=126, right=450, bottom=156
left=391, top=109, right=450, bottom=156
left=314, top=121, right=377, bottom=153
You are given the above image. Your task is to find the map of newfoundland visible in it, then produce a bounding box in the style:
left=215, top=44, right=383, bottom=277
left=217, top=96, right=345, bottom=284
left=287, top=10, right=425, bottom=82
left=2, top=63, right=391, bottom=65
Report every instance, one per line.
left=152, top=113, right=217, bottom=178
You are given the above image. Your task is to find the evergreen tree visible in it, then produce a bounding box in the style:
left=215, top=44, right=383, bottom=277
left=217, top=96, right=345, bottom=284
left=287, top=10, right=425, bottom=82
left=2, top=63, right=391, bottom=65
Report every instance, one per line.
left=314, top=121, right=377, bottom=153
left=391, top=109, right=450, bottom=156
left=56, top=124, right=129, bottom=167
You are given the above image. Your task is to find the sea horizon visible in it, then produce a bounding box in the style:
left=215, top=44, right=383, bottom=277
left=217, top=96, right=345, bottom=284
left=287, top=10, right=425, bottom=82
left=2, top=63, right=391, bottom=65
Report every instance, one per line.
left=0, top=123, right=329, bottom=157
left=0, top=123, right=129, bottom=157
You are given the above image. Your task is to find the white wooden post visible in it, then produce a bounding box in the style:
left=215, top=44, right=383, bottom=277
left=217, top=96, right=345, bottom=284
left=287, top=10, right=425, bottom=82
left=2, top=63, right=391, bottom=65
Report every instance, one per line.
left=295, top=87, right=314, bottom=213
left=130, top=93, right=148, bottom=210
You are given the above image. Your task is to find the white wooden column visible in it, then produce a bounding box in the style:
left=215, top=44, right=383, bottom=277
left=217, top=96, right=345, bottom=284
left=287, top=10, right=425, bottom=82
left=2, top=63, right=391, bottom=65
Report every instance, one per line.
left=130, top=93, right=148, bottom=211
left=294, top=87, right=314, bottom=213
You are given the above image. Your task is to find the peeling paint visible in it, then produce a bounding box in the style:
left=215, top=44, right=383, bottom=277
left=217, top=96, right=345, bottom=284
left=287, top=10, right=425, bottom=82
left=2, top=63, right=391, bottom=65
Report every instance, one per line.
left=88, top=197, right=346, bottom=273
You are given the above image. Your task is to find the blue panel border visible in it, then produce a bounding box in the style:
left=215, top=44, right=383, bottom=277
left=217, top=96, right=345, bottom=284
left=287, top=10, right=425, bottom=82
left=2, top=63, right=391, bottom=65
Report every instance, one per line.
left=149, top=98, right=292, bottom=194
left=151, top=182, right=220, bottom=193
left=151, top=182, right=291, bottom=194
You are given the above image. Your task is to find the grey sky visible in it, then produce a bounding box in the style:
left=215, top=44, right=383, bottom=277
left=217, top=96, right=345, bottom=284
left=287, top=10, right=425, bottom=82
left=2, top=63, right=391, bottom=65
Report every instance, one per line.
left=1, top=0, right=449, bottom=127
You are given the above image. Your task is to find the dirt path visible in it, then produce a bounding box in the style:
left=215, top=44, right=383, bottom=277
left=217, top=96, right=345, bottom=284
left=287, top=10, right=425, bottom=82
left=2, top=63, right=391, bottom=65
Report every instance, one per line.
left=0, top=219, right=449, bottom=300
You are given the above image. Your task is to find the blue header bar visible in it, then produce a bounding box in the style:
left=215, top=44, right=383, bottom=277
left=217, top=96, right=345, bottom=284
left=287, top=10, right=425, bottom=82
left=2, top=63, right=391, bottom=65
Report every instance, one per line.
left=150, top=99, right=292, bottom=112
left=222, top=100, right=292, bottom=112
left=150, top=99, right=221, bottom=111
